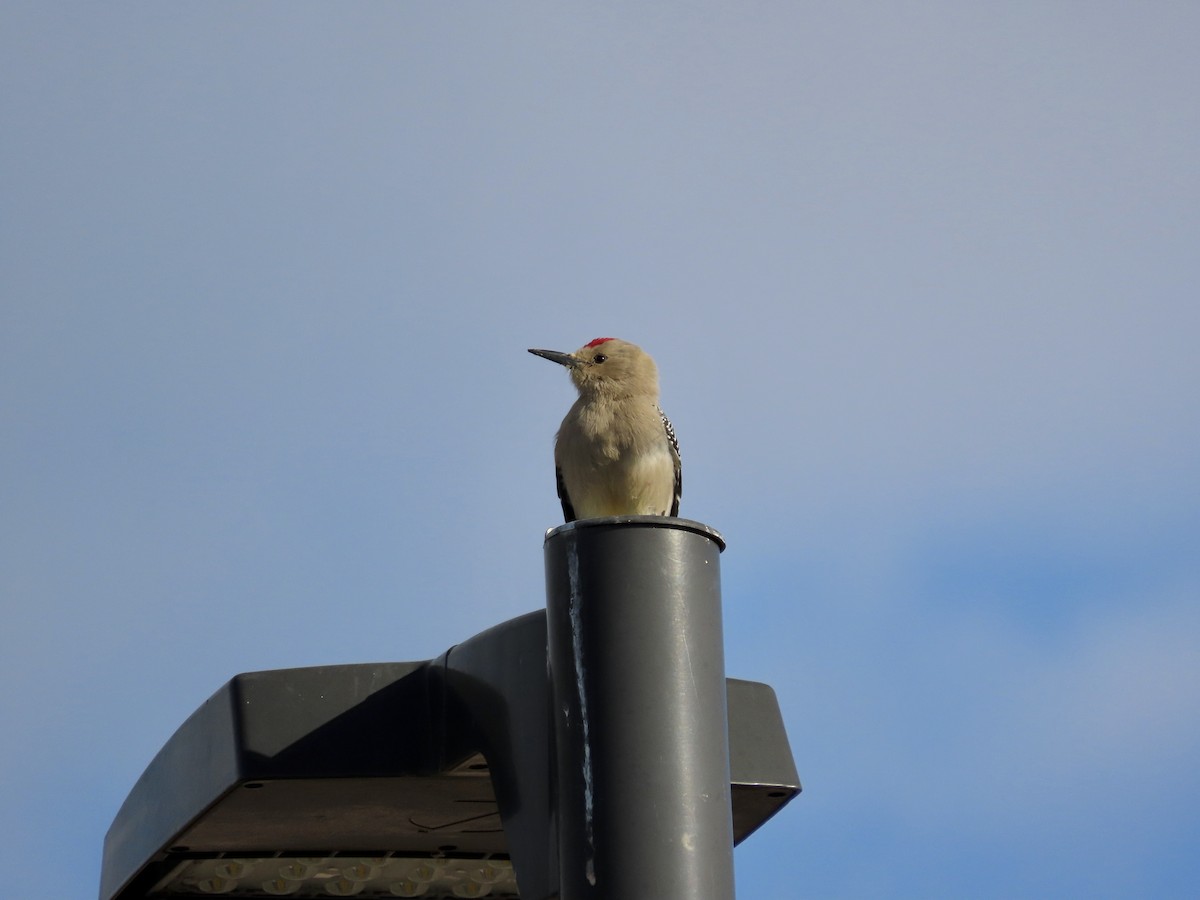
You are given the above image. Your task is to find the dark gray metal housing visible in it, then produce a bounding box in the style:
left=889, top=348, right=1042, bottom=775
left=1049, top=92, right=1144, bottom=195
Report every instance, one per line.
left=100, top=522, right=800, bottom=900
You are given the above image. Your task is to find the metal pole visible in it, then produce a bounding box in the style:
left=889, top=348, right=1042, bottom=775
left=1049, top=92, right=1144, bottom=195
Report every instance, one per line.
left=544, top=516, right=734, bottom=900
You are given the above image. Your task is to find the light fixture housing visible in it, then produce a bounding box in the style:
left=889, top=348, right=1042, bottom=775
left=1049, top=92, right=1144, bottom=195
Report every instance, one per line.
left=101, top=611, right=799, bottom=900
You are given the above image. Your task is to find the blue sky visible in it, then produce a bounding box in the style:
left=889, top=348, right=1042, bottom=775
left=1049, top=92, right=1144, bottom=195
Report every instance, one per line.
left=3, top=4, right=1198, bottom=898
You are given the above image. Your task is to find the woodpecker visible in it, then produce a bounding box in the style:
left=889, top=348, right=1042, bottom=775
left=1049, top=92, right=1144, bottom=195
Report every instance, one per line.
left=528, top=337, right=681, bottom=523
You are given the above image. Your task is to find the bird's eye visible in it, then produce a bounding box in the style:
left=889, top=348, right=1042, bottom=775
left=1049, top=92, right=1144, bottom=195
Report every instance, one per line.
left=593, top=354, right=607, bottom=364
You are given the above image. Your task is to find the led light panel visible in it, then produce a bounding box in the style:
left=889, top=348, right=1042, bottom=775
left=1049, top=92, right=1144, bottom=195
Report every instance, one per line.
left=153, top=855, right=519, bottom=899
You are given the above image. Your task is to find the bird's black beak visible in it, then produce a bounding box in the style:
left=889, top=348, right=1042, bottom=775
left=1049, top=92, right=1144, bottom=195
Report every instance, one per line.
left=528, top=348, right=581, bottom=368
